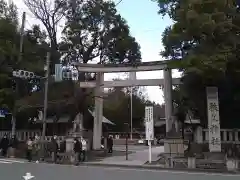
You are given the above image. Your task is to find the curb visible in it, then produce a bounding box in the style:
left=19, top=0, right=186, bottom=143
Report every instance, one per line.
left=79, top=162, right=240, bottom=175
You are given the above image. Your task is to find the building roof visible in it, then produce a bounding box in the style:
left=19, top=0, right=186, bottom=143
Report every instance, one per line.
left=88, top=110, right=115, bottom=125
left=36, top=110, right=115, bottom=125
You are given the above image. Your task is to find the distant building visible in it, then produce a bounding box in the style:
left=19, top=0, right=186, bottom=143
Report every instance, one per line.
left=35, top=110, right=114, bottom=136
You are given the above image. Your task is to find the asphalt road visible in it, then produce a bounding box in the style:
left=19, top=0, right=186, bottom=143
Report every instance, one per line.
left=0, top=161, right=240, bottom=180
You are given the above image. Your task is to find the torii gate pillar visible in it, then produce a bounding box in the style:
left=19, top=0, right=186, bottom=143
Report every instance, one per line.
left=163, top=68, right=173, bottom=133
left=93, top=72, right=104, bottom=150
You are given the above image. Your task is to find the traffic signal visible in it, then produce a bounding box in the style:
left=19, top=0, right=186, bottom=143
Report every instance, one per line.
left=12, top=70, right=35, bottom=79
left=54, top=64, right=79, bottom=81
left=62, top=68, right=72, bottom=80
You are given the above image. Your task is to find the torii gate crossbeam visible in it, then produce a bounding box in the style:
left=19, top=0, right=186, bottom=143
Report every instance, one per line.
left=79, top=78, right=181, bottom=88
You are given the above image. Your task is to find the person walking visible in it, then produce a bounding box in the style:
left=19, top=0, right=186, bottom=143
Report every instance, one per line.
left=51, top=135, right=59, bottom=163
left=80, top=137, right=87, bottom=162
left=73, top=138, right=81, bottom=165
left=34, top=134, right=41, bottom=162
left=101, top=136, right=104, bottom=149
left=107, top=135, right=113, bottom=153
left=0, top=134, right=9, bottom=157
left=26, top=137, right=34, bottom=162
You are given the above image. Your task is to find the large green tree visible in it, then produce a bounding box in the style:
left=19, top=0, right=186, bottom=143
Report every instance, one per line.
left=155, top=0, right=240, bottom=128
left=0, top=1, right=49, bottom=131
left=16, top=0, right=142, bottom=131
left=0, top=1, right=47, bottom=110
left=60, top=0, right=141, bottom=64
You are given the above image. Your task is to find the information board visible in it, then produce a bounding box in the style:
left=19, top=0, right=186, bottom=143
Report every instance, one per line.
left=145, top=106, right=154, bottom=140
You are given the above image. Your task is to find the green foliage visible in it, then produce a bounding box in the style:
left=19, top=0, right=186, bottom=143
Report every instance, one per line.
left=60, top=0, right=141, bottom=64
left=155, top=0, right=240, bottom=128
left=103, top=87, right=148, bottom=131
left=0, top=0, right=142, bottom=130
left=157, top=0, right=239, bottom=77
left=0, top=1, right=47, bottom=113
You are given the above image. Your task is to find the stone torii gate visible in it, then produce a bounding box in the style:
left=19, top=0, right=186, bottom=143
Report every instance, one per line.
left=73, top=61, right=181, bottom=150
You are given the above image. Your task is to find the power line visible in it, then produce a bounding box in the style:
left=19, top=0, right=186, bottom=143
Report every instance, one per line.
left=115, top=0, right=123, bottom=6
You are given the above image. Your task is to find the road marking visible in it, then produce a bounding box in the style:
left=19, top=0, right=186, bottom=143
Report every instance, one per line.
left=95, top=166, right=240, bottom=177
left=0, top=158, right=25, bottom=163
left=36, top=161, right=240, bottom=177
left=23, top=172, right=34, bottom=180
left=0, top=161, right=11, bottom=164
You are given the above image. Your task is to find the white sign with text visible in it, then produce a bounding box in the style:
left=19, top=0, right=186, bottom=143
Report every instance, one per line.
left=206, top=87, right=221, bottom=152
left=145, top=106, right=154, bottom=140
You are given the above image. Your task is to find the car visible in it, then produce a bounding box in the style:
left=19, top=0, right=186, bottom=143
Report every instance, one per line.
left=138, top=139, right=144, bottom=144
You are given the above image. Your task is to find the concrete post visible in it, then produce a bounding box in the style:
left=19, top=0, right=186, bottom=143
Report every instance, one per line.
left=227, top=159, right=239, bottom=171
left=188, top=157, right=196, bottom=169
left=93, top=72, right=104, bottom=150
left=223, top=131, right=227, bottom=142
left=163, top=68, right=173, bottom=133
left=229, top=131, right=233, bottom=141
left=235, top=131, right=238, bottom=142
left=194, top=126, right=203, bottom=143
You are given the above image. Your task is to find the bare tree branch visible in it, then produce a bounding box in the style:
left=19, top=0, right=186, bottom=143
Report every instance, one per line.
left=23, top=0, right=65, bottom=49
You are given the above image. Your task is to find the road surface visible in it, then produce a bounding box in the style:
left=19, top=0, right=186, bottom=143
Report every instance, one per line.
left=0, top=159, right=239, bottom=180
left=114, top=145, right=149, bottom=152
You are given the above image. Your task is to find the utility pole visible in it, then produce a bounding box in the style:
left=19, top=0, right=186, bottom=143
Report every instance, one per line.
left=12, top=12, right=26, bottom=136
left=18, top=12, right=26, bottom=64
left=130, top=87, right=133, bottom=140
left=40, top=52, right=50, bottom=160
left=42, top=52, right=50, bottom=141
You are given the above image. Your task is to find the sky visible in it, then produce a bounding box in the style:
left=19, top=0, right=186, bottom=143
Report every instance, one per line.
left=13, top=0, right=181, bottom=104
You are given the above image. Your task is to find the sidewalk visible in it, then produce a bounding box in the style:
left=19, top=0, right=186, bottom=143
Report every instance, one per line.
left=86, top=146, right=164, bottom=166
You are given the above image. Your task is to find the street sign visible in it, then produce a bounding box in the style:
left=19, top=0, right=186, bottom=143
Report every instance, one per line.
left=145, top=106, right=154, bottom=164
left=0, top=109, right=8, bottom=118
left=55, top=64, right=63, bottom=82
left=145, top=106, right=154, bottom=140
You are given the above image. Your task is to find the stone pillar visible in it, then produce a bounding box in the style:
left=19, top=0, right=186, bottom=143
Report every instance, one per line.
left=223, top=131, right=227, bottom=142
left=206, top=87, right=221, bottom=152
left=229, top=131, right=233, bottom=142
left=194, top=126, right=203, bottom=143
left=163, top=68, right=173, bottom=133
left=235, top=131, right=238, bottom=142
left=174, top=117, right=179, bottom=132
left=227, top=159, right=239, bottom=171
left=93, top=72, right=104, bottom=150
left=66, top=138, right=74, bottom=152
left=188, top=157, right=196, bottom=169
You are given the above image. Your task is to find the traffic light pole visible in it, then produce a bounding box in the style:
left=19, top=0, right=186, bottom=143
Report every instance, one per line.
left=41, top=52, right=50, bottom=160
left=11, top=12, right=26, bottom=137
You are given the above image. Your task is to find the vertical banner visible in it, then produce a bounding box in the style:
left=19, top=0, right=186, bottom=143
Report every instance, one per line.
left=206, top=87, right=221, bottom=152
left=145, top=106, right=154, bottom=140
